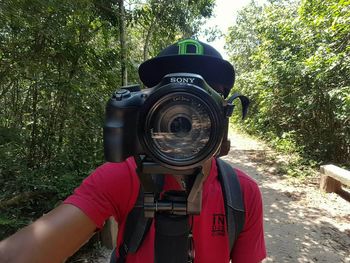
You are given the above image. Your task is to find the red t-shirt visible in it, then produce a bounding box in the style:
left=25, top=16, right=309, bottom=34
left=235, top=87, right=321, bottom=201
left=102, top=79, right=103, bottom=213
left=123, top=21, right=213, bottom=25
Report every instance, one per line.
left=64, top=158, right=266, bottom=262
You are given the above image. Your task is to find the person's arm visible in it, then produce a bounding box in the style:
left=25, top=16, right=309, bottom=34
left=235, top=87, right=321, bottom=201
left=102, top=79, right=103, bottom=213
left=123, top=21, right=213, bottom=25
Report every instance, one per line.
left=0, top=160, right=139, bottom=263
left=0, top=204, right=96, bottom=263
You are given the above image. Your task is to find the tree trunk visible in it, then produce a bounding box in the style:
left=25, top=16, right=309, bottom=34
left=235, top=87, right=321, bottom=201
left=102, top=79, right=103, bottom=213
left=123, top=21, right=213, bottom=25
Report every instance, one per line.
left=28, top=83, right=38, bottom=168
left=118, top=0, right=127, bottom=86
left=143, top=20, right=156, bottom=61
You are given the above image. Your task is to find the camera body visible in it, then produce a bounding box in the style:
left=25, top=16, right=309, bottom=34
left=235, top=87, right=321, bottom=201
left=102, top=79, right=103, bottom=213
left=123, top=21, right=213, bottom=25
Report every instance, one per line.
left=104, top=73, right=228, bottom=171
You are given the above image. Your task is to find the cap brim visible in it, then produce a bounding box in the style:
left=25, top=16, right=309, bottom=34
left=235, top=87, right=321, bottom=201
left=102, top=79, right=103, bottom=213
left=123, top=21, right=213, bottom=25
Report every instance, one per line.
left=138, top=55, right=235, bottom=98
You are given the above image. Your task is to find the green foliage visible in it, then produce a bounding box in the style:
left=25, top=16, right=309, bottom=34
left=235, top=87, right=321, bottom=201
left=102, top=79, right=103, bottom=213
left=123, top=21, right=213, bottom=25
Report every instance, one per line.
left=129, top=0, right=215, bottom=60
left=227, top=0, right=350, bottom=168
left=0, top=0, right=214, bottom=238
left=271, top=132, right=299, bottom=153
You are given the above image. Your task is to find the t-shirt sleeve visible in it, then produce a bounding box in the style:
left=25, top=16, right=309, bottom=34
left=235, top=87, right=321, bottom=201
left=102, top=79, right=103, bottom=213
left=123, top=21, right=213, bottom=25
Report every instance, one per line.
left=231, top=169, right=267, bottom=263
left=63, top=160, right=139, bottom=229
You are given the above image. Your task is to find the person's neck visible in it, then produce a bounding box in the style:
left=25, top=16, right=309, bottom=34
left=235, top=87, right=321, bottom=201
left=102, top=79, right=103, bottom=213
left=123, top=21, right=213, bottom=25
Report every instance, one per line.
left=173, top=158, right=213, bottom=190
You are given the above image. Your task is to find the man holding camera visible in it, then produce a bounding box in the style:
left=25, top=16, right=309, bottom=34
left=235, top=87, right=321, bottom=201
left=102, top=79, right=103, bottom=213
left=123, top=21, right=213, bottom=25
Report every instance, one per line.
left=0, top=39, right=266, bottom=263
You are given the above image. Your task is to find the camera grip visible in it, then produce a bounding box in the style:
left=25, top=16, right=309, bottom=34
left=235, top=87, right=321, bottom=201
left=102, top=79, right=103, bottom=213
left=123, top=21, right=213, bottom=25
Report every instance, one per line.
left=104, top=97, right=142, bottom=162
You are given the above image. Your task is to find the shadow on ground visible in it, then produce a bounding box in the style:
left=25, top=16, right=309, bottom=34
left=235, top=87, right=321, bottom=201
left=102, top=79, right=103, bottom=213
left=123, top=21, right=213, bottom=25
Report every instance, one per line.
left=223, top=132, right=350, bottom=263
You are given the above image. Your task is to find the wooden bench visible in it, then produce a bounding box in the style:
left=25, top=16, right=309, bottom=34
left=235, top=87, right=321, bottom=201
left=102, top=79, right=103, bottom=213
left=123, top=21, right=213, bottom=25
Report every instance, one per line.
left=320, top=165, right=350, bottom=196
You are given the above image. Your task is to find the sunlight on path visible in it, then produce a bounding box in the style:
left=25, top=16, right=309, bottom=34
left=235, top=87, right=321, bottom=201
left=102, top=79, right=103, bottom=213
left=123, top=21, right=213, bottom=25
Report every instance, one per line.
left=223, top=130, right=350, bottom=263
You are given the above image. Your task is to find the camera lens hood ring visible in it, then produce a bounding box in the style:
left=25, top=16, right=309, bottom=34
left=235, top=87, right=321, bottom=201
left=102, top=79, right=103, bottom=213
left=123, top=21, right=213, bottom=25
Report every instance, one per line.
left=138, top=83, right=224, bottom=170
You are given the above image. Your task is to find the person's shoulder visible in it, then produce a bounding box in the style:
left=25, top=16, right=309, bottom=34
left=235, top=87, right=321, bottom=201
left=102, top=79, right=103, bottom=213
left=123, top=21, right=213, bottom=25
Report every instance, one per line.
left=92, top=157, right=137, bottom=178
left=64, top=157, right=139, bottom=225
left=232, top=168, right=263, bottom=215
left=233, top=168, right=261, bottom=194
left=234, top=168, right=257, bottom=184
left=83, top=157, right=139, bottom=191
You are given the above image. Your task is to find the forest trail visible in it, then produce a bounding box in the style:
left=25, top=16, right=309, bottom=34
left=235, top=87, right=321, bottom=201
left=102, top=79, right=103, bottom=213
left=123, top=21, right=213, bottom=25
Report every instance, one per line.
left=224, top=130, right=350, bottom=262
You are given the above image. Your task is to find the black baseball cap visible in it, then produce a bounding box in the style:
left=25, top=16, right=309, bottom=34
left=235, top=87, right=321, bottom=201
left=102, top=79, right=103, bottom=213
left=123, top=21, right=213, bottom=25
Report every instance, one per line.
left=138, top=39, right=235, bottom=98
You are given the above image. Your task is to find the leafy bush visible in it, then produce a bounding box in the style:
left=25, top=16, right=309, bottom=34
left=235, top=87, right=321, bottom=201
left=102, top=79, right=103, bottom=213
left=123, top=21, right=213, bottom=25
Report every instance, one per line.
left=227, top=0, right=350, bottom=170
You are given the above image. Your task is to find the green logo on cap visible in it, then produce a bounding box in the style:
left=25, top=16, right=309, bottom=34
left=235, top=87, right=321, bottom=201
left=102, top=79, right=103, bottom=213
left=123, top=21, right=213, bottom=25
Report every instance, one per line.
left=177, top=39, right=204, bottom=55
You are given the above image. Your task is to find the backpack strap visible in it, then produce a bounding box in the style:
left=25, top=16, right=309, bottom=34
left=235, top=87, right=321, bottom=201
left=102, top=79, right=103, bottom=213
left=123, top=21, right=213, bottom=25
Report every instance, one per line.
left=115, top=186, right=152, bottom=263
left=113, top=175, right=164, bottom=263
left=216, top=158, right=245, bottom=252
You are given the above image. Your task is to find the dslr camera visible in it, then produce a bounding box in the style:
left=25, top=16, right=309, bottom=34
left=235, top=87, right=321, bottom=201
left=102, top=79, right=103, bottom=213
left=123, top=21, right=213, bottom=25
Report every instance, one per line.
left=103, top=73, right=232, bottom=171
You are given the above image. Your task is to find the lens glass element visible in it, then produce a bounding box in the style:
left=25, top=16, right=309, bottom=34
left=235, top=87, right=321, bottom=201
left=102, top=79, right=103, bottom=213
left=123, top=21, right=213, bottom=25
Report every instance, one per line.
left=146, top=93, right=213, bottom=162
left=169, top=116, right=192, bottom=137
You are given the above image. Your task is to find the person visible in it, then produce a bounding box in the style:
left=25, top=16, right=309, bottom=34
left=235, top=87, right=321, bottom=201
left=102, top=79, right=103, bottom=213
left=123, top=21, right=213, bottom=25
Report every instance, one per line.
left=0, top=39, right=266, bottom=263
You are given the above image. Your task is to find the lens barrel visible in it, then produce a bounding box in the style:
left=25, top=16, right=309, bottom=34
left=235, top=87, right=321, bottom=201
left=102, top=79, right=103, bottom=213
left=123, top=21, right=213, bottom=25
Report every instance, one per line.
left=139, top=82, right=224, bottom=170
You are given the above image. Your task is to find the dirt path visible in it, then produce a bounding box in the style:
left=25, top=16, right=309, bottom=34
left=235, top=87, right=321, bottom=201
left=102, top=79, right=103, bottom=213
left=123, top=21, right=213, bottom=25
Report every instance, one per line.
left=224, top=131, right=350, bottom=262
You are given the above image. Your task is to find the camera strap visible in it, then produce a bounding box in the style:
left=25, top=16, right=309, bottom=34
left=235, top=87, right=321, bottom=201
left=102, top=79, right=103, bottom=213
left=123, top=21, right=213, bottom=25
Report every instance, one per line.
left=226, top=93, right=250, bottom=119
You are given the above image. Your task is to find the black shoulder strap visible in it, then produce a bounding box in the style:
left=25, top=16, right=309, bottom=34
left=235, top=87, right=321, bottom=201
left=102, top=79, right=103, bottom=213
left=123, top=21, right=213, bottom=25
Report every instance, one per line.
left=115, top=186, right=153, bottom=263
left=114, top=175, right=164, bottom=263
left=216, top=158, right=245, bottom=252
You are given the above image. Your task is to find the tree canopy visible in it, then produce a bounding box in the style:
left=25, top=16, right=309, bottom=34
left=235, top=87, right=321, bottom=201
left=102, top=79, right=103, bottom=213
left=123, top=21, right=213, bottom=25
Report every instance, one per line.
left=226, top=0, right=350, bottom=166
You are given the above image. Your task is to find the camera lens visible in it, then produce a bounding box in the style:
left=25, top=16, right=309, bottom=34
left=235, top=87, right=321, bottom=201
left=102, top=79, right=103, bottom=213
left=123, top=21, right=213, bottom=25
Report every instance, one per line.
left=150, top=96, right=211, bottom=161
left=169, top=116, right=192, bottom=137
left=141, top=87, right=223, bottom=169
